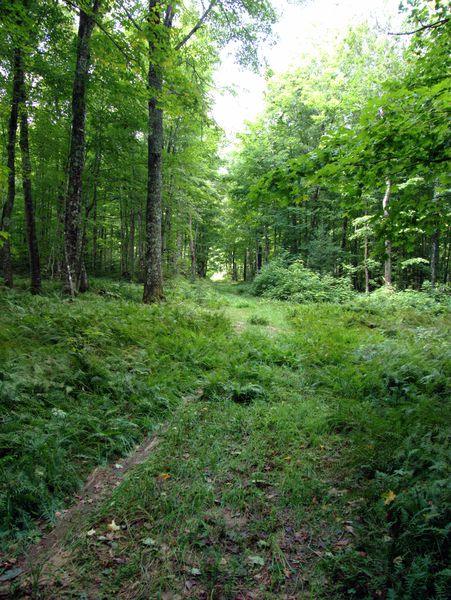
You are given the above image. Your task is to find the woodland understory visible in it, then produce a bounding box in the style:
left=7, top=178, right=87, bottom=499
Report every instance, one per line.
left=0, top=0, right=450, bottom=598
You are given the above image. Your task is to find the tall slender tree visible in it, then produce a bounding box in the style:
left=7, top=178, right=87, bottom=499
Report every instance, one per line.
left=1, top=48, right=21, bottom=289
left=17, top=52, right=41, bottom=294
left=64, top=0, right=101, bottom=295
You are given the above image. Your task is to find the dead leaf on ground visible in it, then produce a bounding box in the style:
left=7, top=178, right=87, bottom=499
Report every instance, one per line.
left=107, top=520, right=121, bottom=532
left=383, top=490, right=397, bottom=505
left=185, top=579, right=196, bottom=590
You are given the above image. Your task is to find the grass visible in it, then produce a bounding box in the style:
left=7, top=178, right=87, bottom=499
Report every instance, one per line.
left=1, top=277, right=450, bottom=598
left=0, top=278, right=231, bottom=551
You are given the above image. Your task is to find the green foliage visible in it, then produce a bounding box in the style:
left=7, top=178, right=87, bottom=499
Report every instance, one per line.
left=0, top=278, right=231, bottom=548
left=0, top=280, right=449, bottom=598
left=284, top=291, right=450, bottom=598
left=250, top=258, right=353, bottom=303
left=248, top=315, right=269, bottom=325
left=222, top=4, right=450, bottom=291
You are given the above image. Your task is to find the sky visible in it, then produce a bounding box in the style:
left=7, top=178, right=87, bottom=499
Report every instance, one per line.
left=212, top=0, right=403, bottom=146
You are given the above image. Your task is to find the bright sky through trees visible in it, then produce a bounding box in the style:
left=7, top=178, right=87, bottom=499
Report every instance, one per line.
left=213, top=0, right=403, bottom=144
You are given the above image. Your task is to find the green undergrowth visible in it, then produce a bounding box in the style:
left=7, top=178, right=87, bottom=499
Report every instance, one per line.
left=1, top=278, right=450, bottom=599
left=0, top=278, right=231, bottom=550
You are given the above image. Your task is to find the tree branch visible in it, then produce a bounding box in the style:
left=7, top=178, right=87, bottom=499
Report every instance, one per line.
left=388, top=17, right=449, bottom=36
left=174, top=0, right=216, bottom=51
left=62, top=0, right=137, bottom=65
left=118, top=0, right=142, bottom=32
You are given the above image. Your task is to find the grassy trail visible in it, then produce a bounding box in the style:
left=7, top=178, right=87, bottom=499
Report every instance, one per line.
left=2, top=280, right=449, bottom=598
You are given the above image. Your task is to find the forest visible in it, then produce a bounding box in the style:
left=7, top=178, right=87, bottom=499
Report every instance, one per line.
left=0, top=0, right=450, bottom=598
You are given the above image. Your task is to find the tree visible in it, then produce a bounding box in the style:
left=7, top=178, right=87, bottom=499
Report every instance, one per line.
left=64, top=0, right=101, bottom=295
left=0, top=0, right=41, bottom=293
left=142, top=0, right=276, bottom=302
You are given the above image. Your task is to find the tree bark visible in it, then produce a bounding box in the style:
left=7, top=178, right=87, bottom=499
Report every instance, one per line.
left=231, top=249, right=238, bottom=281
left=1, top=48, right=21, bottom=288
left=188, top=213, right=196, bottom=280
left=443, top=226, right=449, bottom=285
left=143, top=2, right=173, bottom=302
left=364, top=234, right=370, bottom=294
left=64, top=0, right=101, bottom=295
left=382, top=179, right=392, bottom=286
left=129, top=208, right=135, bottom=278
left=430, top=180, right=440, bottom=287
left=255, top=234, right=262, bottom=273
left=264, top=225, right=269, bottom=263
left=18, top=58, right=41, bottom=294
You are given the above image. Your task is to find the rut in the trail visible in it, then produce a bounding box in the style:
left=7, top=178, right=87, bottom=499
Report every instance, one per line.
left=0, top=390, right=203, bottom=597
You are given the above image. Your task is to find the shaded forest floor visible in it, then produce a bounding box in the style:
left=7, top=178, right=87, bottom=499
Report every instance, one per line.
left=0, top=279, right=449, bottom=599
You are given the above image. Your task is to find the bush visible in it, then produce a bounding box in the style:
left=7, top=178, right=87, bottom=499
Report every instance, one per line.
left=250, top=259, right=353, bottom=304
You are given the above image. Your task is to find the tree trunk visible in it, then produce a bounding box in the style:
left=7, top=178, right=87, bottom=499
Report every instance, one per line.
left=1, top=48, right=21, bottom=288
left=64, top=0, right=101, bottom=296
left=188, top=213, right=196, bottom=280
left=18, top=58, right=41, bottom=294
left=264, top=225, right=269, bottom=263
left=231, top=249, right=238, bottom=281
left=143, top=2, right=173, bottom=303
left=364, top=235, right=370, bottom=294
left=129, top=208, right=135, bottom=278
left=351, top=239, right=358, bottom=290
left=290, top=208, right=298, bottom=254
left=255, top=235, right=262, bottom=273
left=443, top=226, right=449, bottom=285
left=92, top=188, right=98, bottom=275
left=382, top=179, right=392, bottom=286
left=430, top=181, right=440, bottom=287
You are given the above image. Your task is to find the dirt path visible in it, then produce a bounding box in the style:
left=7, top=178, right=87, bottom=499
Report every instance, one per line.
left=0, top=390, right=203, bottom=598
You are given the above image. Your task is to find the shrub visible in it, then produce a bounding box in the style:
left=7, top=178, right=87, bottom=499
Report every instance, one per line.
left=250, top=259, right=353, bottom=304
left=248, top=315, right=269, bottom=326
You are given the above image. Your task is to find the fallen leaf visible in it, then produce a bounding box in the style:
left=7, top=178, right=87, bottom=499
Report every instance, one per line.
left=107, top=519, right=121, bottom=532
left=247, top=555, right=265, bottom=566
left=158, top=472, right=171, bottom=481
left=334, top=538, right=352, bottom=548
left=190, top=567, right=201, bottom=576
left=0, top=568, right=23, bottom=583
left=383, top=490, right=397, bottom=506
left=141, top=537, right=156, bottom=546
left=86, top=528, right=96, bottom=537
